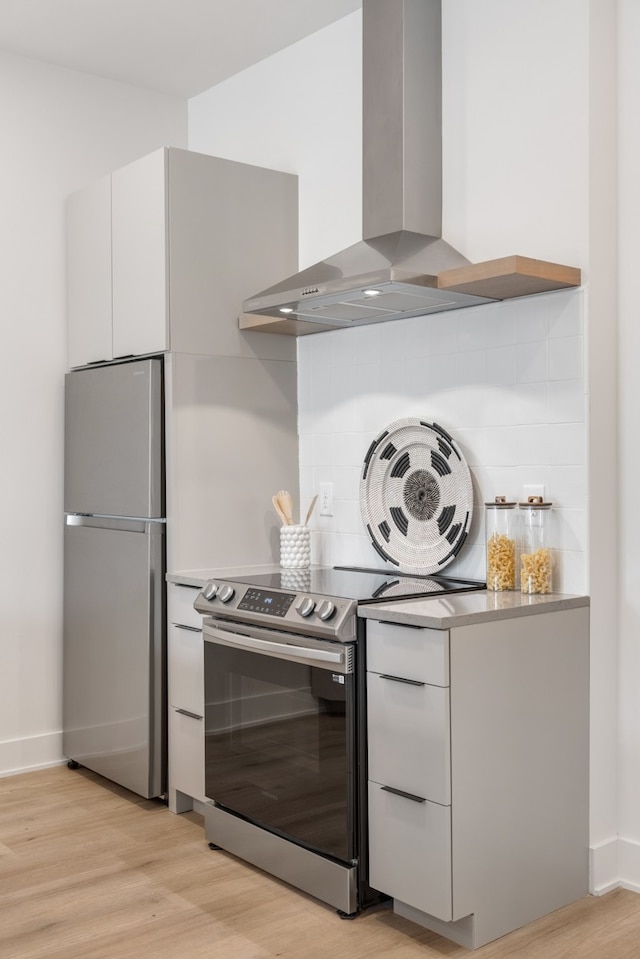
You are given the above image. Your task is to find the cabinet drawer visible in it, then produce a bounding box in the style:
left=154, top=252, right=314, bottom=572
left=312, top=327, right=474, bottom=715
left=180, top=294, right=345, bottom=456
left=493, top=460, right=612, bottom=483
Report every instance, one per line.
left=168, top=706, right=205, bottom=804
left=368, top=781, right=452, bottom=922
left=168, top=622, right=204, bottom=713
left=367, top=620, right=449, bottom=686
left=367, top=671, right=450, bottom=805
left=168, top=582, right=203, bottom=630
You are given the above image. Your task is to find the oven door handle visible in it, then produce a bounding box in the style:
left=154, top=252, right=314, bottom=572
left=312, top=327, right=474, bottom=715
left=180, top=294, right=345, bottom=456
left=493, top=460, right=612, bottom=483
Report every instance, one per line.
left=204, top=623, right=351, bottom=673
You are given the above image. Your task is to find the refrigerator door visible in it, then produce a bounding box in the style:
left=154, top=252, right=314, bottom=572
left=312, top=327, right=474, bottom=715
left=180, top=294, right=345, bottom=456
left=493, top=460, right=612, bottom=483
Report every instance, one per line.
left=62, top=515, right=166, bottom=798
left=64, top=357, right=164, bottom=518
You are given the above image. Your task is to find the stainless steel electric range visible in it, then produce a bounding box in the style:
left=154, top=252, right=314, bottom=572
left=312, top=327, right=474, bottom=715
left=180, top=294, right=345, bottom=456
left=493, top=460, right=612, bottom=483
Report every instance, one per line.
left=194, top=565, right=484, bottom=917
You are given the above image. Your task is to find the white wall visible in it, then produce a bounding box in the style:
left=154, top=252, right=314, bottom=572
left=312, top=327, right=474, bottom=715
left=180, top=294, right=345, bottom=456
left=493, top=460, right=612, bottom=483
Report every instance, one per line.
left=189, top=0, right=635, bottom=894
left=618, top=0, right=640, bottom=882
left=0, top=52, right=187, bottom=776
left=442, top=0, right=589, bottom=268
left=585, top=0, right=620, bottom=892
left=189, top=13, right=362, bottom=269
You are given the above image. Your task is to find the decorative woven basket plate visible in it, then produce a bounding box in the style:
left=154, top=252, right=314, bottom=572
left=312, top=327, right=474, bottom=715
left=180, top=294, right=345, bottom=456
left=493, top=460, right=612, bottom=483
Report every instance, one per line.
left=360, top=418, right=473, bottom=573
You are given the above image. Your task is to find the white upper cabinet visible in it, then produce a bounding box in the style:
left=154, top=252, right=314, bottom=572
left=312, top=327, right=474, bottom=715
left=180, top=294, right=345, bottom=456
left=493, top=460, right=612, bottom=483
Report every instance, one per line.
left=67, top=175, right=112, bottom=368
left=67, top=147, right=298, bottom=368
left=111, top=149, right=168, bottom=360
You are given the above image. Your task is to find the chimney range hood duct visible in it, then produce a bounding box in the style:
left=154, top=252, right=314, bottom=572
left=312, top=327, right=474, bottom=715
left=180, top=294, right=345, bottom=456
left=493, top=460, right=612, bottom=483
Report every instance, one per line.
left=242, top=0, right=494, bottom=329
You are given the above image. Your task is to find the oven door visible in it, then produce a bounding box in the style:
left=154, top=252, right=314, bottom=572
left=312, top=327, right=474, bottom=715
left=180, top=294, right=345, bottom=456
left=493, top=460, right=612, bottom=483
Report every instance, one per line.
left=203, top=617, right=356, bottom=864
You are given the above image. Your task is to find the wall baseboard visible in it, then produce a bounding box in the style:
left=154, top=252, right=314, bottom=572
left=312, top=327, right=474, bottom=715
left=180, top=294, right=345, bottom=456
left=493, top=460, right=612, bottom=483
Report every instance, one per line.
left=619, top=837, right=640, bottom=894
left=0, top=732, right=64, bottom=778
left=590, top=837, right=640, bottom=895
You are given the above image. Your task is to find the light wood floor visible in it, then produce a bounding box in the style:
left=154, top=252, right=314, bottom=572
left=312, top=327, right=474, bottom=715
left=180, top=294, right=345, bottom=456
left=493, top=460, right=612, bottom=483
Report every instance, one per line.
left=1, top=766, right=638, bottom=959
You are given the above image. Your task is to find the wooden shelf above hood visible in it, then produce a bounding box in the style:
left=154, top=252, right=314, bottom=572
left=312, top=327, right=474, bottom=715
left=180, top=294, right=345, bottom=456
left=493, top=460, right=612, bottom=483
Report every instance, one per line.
left=239, top=313, right=340, bottom=336
left=437, top=255, right=581, bottom=300
left=239, top=255, right=581, bottom=335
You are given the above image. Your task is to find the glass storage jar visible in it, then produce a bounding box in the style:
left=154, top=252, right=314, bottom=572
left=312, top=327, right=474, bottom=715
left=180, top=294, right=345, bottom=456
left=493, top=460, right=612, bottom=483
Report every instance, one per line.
left=485, top=496, right=518, bottom=591
left=519, top=496, right=553, bottom=594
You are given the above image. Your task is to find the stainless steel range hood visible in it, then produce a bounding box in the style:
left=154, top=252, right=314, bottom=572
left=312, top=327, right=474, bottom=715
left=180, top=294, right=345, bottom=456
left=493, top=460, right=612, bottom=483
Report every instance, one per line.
left=241, top=0, right=495, bottom=330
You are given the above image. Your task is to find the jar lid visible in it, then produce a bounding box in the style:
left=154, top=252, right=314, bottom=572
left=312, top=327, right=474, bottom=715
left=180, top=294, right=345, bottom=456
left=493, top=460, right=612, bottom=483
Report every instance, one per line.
left=484, top=495, right=517, bottom=508
left=518, top=495, right=552, bottom=509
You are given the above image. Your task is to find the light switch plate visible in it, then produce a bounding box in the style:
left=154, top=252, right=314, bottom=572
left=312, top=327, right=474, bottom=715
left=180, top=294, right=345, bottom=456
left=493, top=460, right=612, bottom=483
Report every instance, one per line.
left=319, top=482, right=333, bottom=516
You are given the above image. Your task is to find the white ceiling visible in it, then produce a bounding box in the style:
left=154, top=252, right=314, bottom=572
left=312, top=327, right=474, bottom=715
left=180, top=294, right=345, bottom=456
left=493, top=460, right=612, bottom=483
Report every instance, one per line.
left=0, top=0, right=361, bottom=98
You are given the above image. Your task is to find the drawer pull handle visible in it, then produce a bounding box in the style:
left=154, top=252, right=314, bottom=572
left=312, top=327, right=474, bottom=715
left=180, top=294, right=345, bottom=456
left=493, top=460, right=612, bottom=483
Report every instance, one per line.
left=375, top=619, right=424, bottom=630
left=173, top=624, right=202, bottom=633
left=175, top=708, right=203, bottom=721
left=379, top=673, right=425, bottom=687
left=381, top=785, right=426, bottom=804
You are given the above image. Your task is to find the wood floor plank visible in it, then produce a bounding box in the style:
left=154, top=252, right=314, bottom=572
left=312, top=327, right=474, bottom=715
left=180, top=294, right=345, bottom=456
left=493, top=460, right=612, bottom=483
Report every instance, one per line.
left=1, top=766, right=639, bottom=958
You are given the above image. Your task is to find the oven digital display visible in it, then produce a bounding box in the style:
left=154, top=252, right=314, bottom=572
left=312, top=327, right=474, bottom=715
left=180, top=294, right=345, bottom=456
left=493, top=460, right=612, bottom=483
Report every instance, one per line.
left=237, top=587, right=296, bottom=617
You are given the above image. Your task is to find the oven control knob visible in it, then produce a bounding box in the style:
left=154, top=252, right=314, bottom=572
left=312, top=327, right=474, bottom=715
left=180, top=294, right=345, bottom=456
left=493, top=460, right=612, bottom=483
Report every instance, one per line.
left=203, top=582, right=218, bottom=601
left=317, top=600, right=336, bottom=621
left=217, top=584, right=235, bottom=603
left=296, top=597, right=316, bottom=618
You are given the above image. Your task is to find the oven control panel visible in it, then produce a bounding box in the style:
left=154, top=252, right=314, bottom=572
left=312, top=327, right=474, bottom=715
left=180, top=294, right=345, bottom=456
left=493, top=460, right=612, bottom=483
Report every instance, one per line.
left=238, top=587, right=296, bottom=618
left=194, top=580, right=356, bottom=642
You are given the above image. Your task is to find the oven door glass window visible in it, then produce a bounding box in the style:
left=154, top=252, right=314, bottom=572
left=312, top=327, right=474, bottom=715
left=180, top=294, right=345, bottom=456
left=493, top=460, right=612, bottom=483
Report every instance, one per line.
left=204, top=637, right=355, bottom=864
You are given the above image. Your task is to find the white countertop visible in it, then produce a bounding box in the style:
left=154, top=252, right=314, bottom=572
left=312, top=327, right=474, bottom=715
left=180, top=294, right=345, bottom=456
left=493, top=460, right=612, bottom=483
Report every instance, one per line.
left=359, top=590, right=590, bottom=629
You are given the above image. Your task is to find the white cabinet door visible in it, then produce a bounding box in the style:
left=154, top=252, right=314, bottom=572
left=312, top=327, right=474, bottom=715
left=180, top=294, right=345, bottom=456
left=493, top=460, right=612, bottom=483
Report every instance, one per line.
left=67, top=175, right=112, bottom=368
left=367, top=671, right=451, bottom=805
left=167, top=582, right=205, bottom=813
left=367, top=620, right=449, bottom=686
left=111, top=148, right=168, bottom=359
left=169, top=707, right=205, bottom=805
left=168, top=623, right=203, bottom=714
left=168, top=582, right=202, bottom=630
left=368, top=781, right=452, bottom=922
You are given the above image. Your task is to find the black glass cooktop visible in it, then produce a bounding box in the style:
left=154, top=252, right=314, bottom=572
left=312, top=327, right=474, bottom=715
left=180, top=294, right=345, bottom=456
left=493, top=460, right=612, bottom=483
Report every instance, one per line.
left=220, top=565, right=485, bottom=605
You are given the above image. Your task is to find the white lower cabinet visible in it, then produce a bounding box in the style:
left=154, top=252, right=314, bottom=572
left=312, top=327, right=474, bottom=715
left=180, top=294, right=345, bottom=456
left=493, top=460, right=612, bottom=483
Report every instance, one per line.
left=365, top=606, right=590, bottom=950
left=368, top=781, right=452, bottom=922
left=167, top=583, right=205, bottom=813
left=367, top=620, right=453, bottom=922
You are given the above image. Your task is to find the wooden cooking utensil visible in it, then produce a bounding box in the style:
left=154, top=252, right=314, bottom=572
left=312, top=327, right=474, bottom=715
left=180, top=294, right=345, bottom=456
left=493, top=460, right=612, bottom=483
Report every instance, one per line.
left=272, top=494, right=288, bottom=526
left=304, top=494, right=318, bottom=526
left=277, top=489, right=294, bottom=526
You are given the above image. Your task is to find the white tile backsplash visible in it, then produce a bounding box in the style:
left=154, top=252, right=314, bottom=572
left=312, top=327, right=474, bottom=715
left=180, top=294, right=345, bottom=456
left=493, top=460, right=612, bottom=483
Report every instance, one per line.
left=300, top=289, right=588, bottom=591
left=546, top=422, right=587, bottom=466
left=516, top=339, right=549, bottom=383
left=515, top=382, right=550, bottom=424
left=428, top=313, right=458, bottom=354
left=547, top=465, right=587, bottom=508
left=548, top=379, right=586, bottom=423
left=486, top=346, right=516, bottom=386
left=508, top=295, right=550, bottom=341
left=549, top=335, right=584, bottom=381
left=485, top=310, right=516, bottom=348
left=457, top=349, right=487, bottom=386
left=458, top=312, right=487, bottom=351
left=311, top=433, right=335, bottom=467
left=548, top=291, right=584, bottom=338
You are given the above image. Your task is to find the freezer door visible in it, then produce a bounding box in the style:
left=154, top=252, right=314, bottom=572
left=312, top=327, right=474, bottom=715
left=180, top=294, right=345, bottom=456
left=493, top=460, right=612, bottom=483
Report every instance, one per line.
left=63, top=515, right=166, bottom=799
left=64, top=357, right=164, bottom=518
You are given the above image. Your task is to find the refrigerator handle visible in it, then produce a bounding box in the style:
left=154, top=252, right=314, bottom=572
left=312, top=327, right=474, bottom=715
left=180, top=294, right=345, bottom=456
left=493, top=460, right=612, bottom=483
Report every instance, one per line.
left=65, top=514, right=166, bottom=534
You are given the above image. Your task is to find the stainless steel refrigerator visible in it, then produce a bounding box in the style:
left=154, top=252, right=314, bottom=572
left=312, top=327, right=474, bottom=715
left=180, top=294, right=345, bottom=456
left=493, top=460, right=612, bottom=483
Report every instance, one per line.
left=63, top=357, right=166, bottom=799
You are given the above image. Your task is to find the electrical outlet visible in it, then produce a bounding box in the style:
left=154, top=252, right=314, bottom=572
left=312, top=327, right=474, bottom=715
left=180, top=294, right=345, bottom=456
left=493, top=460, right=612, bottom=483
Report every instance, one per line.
left=319, top=482, right=333, bottom=516
left=523, top=484, right=545, bottom=503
